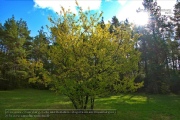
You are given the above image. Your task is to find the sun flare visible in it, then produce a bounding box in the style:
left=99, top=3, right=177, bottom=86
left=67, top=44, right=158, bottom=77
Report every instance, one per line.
left=134, top=12, right=149, bottom=26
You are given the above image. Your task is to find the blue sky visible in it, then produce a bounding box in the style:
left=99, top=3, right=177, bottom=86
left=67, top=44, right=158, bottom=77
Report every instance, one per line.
left=0, top=0, right=176, bottom=37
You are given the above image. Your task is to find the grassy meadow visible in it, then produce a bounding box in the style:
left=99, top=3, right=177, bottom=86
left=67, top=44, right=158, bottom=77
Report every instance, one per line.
left=0, top=89, right=180, bottom=120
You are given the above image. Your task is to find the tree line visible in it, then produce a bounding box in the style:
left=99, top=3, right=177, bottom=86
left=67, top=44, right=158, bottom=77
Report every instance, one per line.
left=135, top=0, right=180, bottom=94
left=0, top=0, right=179, bottom=109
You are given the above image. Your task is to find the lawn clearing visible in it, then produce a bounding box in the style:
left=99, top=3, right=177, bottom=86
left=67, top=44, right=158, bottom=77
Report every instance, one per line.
left=0, top=89, right=180, bottom=120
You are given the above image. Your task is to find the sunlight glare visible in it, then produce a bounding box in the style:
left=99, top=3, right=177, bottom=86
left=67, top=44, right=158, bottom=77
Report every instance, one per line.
left=134, top=12, right=149, bottom=26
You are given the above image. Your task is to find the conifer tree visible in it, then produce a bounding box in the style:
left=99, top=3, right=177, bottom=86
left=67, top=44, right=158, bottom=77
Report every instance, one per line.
left=0, top=16, right=31, bottom=89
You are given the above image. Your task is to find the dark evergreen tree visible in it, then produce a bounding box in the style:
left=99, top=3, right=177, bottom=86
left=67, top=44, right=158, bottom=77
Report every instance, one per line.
left=109, top=16, right=120, bottom=33
left=0, top=16, right=31, bottom=89
left=171, top=1, right=180, bottom=40
left=136, top=0, right=172, bottom=93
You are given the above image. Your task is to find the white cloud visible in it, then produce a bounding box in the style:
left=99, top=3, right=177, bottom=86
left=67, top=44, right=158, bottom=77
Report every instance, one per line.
left=33, top=0, right=101, bottom=14
left=105, top=0, right=112, bottom=2
left=118, top=0, right=127, bottom=6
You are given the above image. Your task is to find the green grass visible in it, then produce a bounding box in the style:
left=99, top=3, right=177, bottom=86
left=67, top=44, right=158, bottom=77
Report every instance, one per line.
left=0, top=89, right=180, bottom=120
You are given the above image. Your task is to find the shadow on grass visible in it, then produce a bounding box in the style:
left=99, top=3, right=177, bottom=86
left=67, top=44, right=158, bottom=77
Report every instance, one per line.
left=94, top=94, right=180, bottom=120
left=1, top=89, right=180, bottom=120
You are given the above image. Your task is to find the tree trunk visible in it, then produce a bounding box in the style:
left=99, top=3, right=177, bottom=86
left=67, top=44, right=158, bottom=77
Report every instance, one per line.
left=69, top=97, right=78, bottom=109
left=165, top=55, right=170, bottom=78
left=83, top=95, right=89, bottom=109
left=80, top=95, right=83, bottom=109
left=90, top=96, right=94, bottom=109
left=172, top=57, right=175, bottom=71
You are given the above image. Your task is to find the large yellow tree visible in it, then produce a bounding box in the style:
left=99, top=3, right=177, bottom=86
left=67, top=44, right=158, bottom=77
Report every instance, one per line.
left=45, top=2, right=143, bottom=109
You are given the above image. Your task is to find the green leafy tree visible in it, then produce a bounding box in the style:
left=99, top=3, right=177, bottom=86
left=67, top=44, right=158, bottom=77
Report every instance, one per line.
left=40, top=2, right=143, bottom=109
left=28, top=27, right=51, bottom=89
left=31, top=27, right=49, bottom=62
